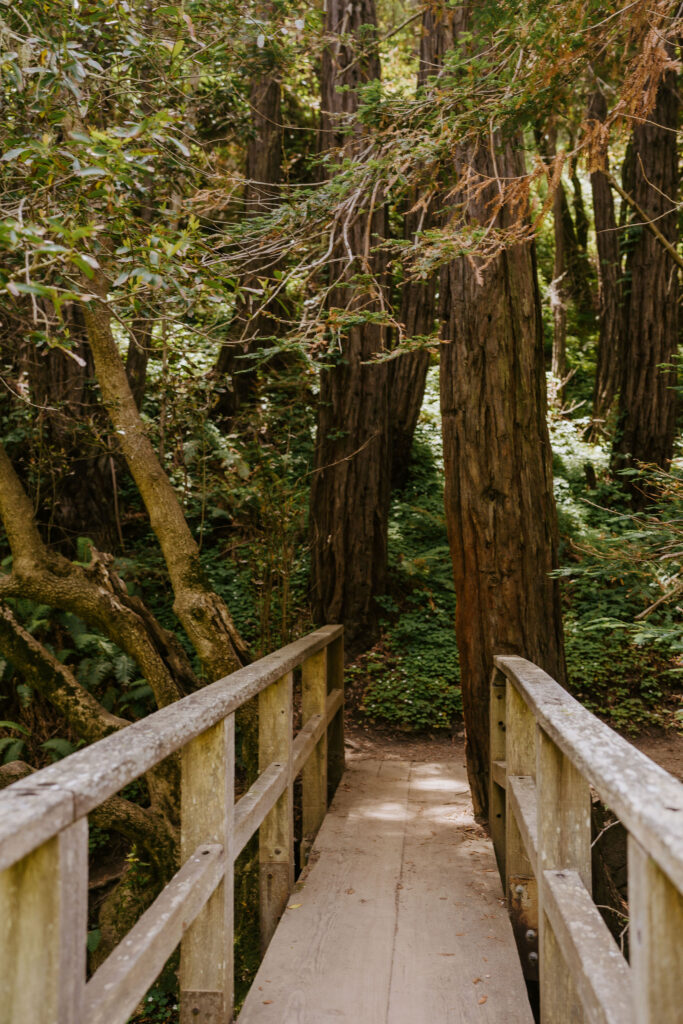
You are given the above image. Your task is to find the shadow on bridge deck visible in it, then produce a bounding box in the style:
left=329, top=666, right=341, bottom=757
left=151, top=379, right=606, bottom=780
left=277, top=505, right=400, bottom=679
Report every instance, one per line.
left=238, top=758, right=533, bottom=1023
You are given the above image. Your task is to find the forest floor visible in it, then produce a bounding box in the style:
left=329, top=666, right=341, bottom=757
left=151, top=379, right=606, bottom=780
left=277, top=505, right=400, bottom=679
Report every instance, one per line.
left=343, top=670, right=683, bottom=781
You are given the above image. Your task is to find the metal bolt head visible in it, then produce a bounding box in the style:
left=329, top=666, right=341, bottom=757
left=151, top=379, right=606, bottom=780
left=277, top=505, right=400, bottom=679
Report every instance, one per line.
left=515, top=884, right=524, bottom=895
left=528, top=951, right=538, bottom=964
left=525, top=928, right=537, bottom=942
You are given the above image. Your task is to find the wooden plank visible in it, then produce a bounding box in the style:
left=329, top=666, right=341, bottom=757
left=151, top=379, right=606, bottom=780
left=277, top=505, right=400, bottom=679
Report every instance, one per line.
left=259, top=671, right=293, bottom=953
left=505, top=684, right=537, bottom=979
left=291, top=689, right=343, bottom=779
left=326, top=633, right=345, bottom=797
left=537, top=727, right=591, bottom=1024
left=291, top=715, right=323, bottom=778
left=0, top=818, right=88, bottom=1024
left=234, top=761, right=289, bottom=858
left=507, top=775, right=537, bottom=871
left=0, top=626, right=342, bottom=870
left=489, top=668, right=507, bottom=880
left=542, top=869, right=633, bottom=1024
left=495, top=655, right=683, bottom=893
left=387, top=761, right=533, bottom=1024
left=180, top=716, right=235, bottom=1024
left=491, top=759, right=507, bottom=790
left=628, top=835, right=683, bottom=1024
left=238, top=760, right=533, bottom=1024
left=0, top=781, right=73, bottom=874
left=301, top=648, right=328, bottom=867
left=238, top=760, right=412, bottom=1023
left=84, top=844, right=224, bottom=1024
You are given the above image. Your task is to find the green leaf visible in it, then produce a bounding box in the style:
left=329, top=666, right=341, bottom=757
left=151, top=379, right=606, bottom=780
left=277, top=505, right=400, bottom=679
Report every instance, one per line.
left=41, top=738, right=76, bottom=761
left=0, top=720, right=31, bottom=736
left=0, top=738, right=26, bottom=764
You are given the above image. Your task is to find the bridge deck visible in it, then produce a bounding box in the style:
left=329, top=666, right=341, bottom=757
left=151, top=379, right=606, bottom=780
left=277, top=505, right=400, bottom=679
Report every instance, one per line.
left=238, top=757, right=533, bottom=1023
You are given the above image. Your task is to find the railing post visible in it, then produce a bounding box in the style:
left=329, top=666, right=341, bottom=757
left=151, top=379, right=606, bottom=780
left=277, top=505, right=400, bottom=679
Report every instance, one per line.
left=326, top=632, right=345, bottom=799
left=180, top=715, right=235, bottom=1023
left=301, top=647, right=328, bottom=867
left=537, top=726, right=592, bottom=1024
left=628, top=836, right=683, bottom=1023
left=0, top=817, right=87, bottom=1024
left=505, top=682, right=538, bottom=982
left=489, top=666, right=507, bottom=880
left=259, top=670, right=293, bottom=953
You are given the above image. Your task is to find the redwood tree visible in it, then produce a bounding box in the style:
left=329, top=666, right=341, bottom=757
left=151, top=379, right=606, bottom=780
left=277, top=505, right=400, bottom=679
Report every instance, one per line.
left=309, top=0, right=390, bottom=654
left=389, top=1, right=456, bottom=488
left=588, top=89, right=623, bottom=434
left=438, top=13, right=565, bottom=814
left=612, top=61, right=679, bottom=476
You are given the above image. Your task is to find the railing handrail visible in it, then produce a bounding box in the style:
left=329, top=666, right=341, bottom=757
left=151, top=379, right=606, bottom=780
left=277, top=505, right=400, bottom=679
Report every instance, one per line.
left=0, top=624, right=342, bottom=873
left=0, top=624, right=345, bottom=1024
left=490, top=653, right=683, bottom=1024
left=495, top=654, right=683, bottom=892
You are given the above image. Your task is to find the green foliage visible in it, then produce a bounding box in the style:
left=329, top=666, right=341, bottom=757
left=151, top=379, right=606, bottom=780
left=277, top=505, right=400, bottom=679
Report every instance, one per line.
left=0, top=719, right=30, bottom=764
left=361, top=369, right=462, bottom=731
left=549, top=413, right=682, bottom=732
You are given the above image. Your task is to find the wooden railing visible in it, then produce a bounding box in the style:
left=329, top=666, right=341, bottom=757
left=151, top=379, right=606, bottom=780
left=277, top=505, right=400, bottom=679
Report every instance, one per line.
left=0, top=624, right=344, bottom=1024
left=490, top=655, right=683, bottom=1024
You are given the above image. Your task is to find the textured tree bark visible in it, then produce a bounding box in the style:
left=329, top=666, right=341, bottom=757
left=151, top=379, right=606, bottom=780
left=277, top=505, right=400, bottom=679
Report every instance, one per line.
left=588, top=90, right=623, bottom=434
left=213, top=43, right=284, bottom=420
left=16, top=306, right=120, bottom=552
left=389, top=1, right=456, bottom=489
left=83, top=281, right=247, bottom=679
left=310, top=0, right=390, bottom=655
left=0, top=440, right=197, bottom=708
left=440, top=101, right=565, bottom=813
left=612, top=64, right=679, bottom=477
left=550, top=175, right=568, bottom=381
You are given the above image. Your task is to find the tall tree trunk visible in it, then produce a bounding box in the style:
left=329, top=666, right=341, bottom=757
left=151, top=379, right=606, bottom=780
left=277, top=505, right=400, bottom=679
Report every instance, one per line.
left=213, top=43, right=283, bottom=420
left=588, top=90, right=623, bottom=434
left=612, top=63, right=679, bottom=477
left=16, top=306, right=120, bottom=552
left=309, top=0, right=390, bottom=655
left=550, top=171, right=568, bottom=381
left=83, top=279, right=247, bottom=679
left=440, top=9, right=565, bottom=811
left=389, top=1, right=456, bottom=489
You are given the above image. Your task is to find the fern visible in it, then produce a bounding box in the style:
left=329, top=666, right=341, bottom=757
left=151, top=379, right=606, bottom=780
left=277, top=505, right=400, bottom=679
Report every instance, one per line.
left=41, top=738, right=77, bottom=761
left=0, top=737, right=26, bottom=764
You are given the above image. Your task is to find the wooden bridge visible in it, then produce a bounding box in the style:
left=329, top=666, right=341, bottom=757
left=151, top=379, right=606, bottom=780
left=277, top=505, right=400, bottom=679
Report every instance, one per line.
left=0, top=626, right=682, bottom=1023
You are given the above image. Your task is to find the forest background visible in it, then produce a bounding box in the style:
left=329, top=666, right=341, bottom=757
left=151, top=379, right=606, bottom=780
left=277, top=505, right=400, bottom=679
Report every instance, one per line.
left=0, top=0, right=682, bottom=1017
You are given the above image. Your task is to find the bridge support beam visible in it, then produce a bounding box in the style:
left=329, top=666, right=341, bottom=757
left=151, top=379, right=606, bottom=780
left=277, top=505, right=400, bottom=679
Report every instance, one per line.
left=537, top=727, right=591, bottom=1024
left=302, top=648, right=328, bottom=867
left=0, top=818, right=87, bottom=1024
left=180, top=715, right=235, bottom=1024
left=259, top=670, right=294, bottom=954
left=629, top=835, right=683, bottom=1024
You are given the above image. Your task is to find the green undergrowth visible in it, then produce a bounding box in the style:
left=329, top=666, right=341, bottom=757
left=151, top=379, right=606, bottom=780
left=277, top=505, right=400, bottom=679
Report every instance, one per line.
left=360, top=368, right=462, bottom=731
left=550, top=407, right=682, bottom=733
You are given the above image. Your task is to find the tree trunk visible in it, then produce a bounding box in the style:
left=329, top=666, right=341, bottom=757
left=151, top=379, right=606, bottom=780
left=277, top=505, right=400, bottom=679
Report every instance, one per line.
left=310, top=0, right=390, bottom=655
left=82, top=280, right=247, bottom=679
left=213, top=43, right=284, bottom=421
left=18, top=306, right=120, bottom=552
left=588, top=90, right=623, bottom=434
left=440, top=135, right=566, bottom=815
left=612, top=63, right=679, bottom=476
left=389, top=1, right=456, bottom=489
left=550, top=173, right=568, bottom=381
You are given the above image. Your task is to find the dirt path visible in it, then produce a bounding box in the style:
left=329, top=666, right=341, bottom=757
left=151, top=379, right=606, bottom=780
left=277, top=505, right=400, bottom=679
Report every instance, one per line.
left=345, top=717, right=683, bottom=780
